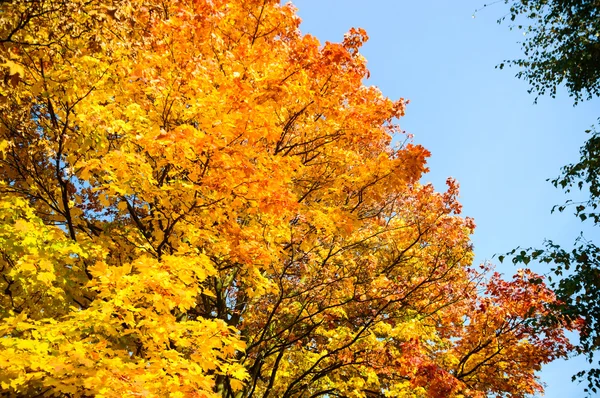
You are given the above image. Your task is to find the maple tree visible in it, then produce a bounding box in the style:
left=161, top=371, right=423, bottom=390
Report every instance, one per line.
left=0, top=0, right=576, bottom=397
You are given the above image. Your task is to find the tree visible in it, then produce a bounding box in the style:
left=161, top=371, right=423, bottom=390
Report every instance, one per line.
left=498, top=0, right=600, bottom=103
left=0, top=1, right=574, bottom=397
left=498, top=0, right=600, bottom=393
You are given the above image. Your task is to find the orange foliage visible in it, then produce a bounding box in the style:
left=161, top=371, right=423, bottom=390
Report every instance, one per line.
left=0, top=1, right=575, bottom=397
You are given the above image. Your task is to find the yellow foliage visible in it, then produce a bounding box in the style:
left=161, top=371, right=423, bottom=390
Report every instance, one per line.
left=0, top=1, right=574, bottom=397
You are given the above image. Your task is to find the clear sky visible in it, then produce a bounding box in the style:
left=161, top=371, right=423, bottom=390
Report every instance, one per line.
left=292, top=1, right=599, bottom=397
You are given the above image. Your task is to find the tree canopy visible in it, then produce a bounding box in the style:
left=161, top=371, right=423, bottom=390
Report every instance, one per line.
left=0, top=1, right=575, bottom=397
left=499, top=0, right=600, bottom=393
left=499, top=0, right=600, bottom=102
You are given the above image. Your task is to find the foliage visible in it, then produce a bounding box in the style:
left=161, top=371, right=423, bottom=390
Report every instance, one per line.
left=0, top=0, right=575, bottom=397
left=501, top=125, right=600, bottom=394
left=498, top=0, right=600, bottom=102
left=498, top=0, right=600, bottom=393
left=554, top=123, right=600, bottom=224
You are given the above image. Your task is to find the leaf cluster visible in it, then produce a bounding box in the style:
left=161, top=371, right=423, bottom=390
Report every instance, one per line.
left=499, top=0, right=600, bottom=102
left=498, top=0, right=600, bottom=393
left=0, top=1, right=578, bottom=397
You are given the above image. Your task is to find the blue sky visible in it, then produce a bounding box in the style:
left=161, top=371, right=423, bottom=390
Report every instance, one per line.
left=292, top=1, right=598, bottom=396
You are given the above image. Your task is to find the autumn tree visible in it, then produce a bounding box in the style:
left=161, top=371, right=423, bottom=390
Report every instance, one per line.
left=0, top=0, right=575, bottom=397
left=496, top=0, right=600, bottom=393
